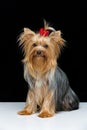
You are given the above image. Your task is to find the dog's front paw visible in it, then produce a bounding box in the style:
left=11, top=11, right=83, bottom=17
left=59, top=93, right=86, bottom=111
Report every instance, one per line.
left=38, top=111, right=54, bottom=118
left=17, top=109, right=32, bottom=115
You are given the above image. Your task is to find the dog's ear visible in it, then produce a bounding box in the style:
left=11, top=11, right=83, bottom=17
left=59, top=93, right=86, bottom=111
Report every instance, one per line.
left=24, top=28, right=35, bottom=37
left=18, top=28, right=35, bottom=46
left=49, top=31, right=65, bottom=48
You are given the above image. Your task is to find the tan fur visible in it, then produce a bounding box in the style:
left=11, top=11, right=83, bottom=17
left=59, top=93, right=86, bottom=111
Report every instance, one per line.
left=38, top=90, right=55, bottom=117
left=18, top=22, right=65, bottom=117
left=19, top=29, right=64, bottom=78
left=18, top=86, right=55, bottom=117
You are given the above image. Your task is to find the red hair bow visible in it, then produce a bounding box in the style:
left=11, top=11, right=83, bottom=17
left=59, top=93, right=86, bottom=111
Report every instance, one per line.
left=39, top=28, right=49, bottom=36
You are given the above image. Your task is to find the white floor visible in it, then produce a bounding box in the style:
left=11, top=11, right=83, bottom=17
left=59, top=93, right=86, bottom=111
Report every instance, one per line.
left=0, top=102, right=87, bottom=130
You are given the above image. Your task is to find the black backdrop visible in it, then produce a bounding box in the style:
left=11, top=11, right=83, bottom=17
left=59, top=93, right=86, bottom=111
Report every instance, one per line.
left=0, top=0, right=87, bottom=102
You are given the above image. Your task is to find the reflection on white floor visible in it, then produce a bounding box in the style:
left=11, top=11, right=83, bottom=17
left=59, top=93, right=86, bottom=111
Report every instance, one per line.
left=0, top=102, right=87, bottom=130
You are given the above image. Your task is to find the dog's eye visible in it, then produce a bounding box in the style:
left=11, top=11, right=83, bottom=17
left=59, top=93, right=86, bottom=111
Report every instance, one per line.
left=32, top=43, right=37, bottom=47
left=43, top=44, right=48, bottom=48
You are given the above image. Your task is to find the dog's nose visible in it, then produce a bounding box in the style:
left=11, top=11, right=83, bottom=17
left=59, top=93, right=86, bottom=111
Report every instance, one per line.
left=37, top=50, right=41, bottom=55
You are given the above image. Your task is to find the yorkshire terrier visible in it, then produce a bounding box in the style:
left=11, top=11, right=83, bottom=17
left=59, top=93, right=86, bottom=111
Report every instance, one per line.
left=18, top=20, right=79, bottom=118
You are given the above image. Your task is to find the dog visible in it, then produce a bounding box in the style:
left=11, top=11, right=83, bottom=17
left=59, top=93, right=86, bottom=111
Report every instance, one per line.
left=17, top=20, right=79, bottom=118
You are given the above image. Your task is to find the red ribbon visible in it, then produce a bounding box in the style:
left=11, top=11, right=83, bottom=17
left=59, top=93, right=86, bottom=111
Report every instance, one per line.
left=39, top=28, right=49, bottom=36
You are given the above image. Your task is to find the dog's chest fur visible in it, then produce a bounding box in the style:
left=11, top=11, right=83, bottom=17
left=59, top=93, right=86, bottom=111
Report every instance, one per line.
left=34, top=78, right=48, bottom=107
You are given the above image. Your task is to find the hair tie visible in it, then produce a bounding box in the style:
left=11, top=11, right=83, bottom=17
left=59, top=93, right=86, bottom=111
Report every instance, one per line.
left=39, top=28, right=49, bottom=36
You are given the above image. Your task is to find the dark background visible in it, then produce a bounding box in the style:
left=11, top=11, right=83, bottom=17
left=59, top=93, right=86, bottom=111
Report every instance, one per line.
left=0, top=0, right=87, bottom=102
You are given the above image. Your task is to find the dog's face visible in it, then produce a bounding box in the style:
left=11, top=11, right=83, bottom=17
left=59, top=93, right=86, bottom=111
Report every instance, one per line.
left=29, top=38, right=50, bottom=70
left=19, top=28, right=65, bottom=76
left=28, top=34, right=58, bottom=72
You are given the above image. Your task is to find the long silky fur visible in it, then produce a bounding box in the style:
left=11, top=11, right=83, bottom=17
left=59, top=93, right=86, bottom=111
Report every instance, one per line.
left=24, top=63, right=79, bottom=111
left=18, top=20, right=79, bottom=117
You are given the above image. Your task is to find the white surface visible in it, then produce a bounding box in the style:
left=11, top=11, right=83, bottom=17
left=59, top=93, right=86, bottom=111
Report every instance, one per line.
left=0, top=102, right=87, bottom=130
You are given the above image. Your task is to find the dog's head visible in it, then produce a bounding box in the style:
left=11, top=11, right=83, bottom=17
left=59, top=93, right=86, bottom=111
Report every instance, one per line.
left=18, top=21, right=65, bottom=76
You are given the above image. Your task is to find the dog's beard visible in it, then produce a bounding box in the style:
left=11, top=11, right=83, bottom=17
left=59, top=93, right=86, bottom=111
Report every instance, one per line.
left=30, top=52, right=48, bottom=73
left=27, top=48, right=57, bottom=78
